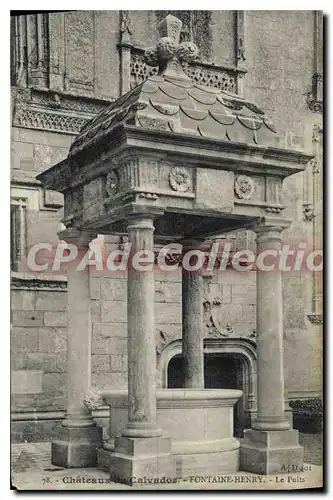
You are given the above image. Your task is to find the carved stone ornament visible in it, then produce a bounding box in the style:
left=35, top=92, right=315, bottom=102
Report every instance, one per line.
left=83, top=388, right=104, bottom=411
left=156, top=329, right=167, bottom=356
left=105, top=170, right=119, bottom=196
left=303, top=203, right=317, bottom=222
left=307, top=313, right=323, bottom=325
left=144, top=14, right=199, bottom=80
left=234, top=175, right=254, bottom=200
left=169, top=166, right=191, bottom=192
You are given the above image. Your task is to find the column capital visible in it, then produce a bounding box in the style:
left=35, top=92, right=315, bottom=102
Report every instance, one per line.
left=126, top=214, right=155, bottom=232
left=57, top=228, right=97, bottom=248
left=252, top=217, right=291, bottom=243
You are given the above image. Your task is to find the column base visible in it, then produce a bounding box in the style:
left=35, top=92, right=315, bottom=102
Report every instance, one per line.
left=109, top=436, right=176, bottom=486
left=240, top=429, right=303, bottom=475
left=51, top=425, right=103, bottom=468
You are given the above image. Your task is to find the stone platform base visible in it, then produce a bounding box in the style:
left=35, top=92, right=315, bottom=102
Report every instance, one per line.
left=52, top=425, right=103, bottom=468
left=97, top=447, right=112, bottom=472
left=109, top=436, right=175, bottom=486
left=175, top=444, right=240, bottom=478
left=101, top=388, right=242, bottom=480
left=99, top=437, right=240, bottom=479
left=240, top=429, right=303, bottom=475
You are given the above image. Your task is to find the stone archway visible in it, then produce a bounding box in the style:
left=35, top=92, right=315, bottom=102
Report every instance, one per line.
left=157, top=337, right=258, bottom=435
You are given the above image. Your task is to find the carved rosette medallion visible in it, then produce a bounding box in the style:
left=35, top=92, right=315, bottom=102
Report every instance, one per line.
left=234, top=175, right=254, bottom=200
left=169, top=166, right=191, bottom=192
left=105, top=170, right=119, bottom=196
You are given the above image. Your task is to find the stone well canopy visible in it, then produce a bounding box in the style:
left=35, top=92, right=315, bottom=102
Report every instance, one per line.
left=35, top=13, right=314, bottom=481
left=37, top=14, right=312, bottom=242
left=69, top=71, right=277, bottom=156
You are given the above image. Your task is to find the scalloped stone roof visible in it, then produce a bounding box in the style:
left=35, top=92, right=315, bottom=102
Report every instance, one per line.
left=69, top=14, right=278, bottom=157
left=69, top=74, right=277, bottom=157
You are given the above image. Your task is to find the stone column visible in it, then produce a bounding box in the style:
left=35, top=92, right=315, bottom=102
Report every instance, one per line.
left=240, top=218, right=303, bottom=475
left=182, top=240, right=204, bottom=388
left=109, top=215, right=175, bottom=484
left=52, top=228, right=102, bottom=468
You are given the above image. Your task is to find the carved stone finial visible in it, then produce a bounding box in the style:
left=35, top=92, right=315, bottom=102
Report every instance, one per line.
left=145, top=14, right=199, bottom=80
left=158, top=14, right=182, bottom=43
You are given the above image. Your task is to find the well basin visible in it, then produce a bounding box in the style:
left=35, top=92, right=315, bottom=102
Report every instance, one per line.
left=100, top=388, right=243, bottom=477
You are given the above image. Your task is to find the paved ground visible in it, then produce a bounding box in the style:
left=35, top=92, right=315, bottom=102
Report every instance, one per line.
left=300, top=431, right=323, bottom=466
left=11, top=438, right=323, bottom=491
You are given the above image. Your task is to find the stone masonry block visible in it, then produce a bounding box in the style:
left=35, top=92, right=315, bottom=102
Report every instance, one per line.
left=121, top=355, right=128, bottom=372
left=165, top=281, right=182, bottom=304
left=11, top=327, right=38, bottom=353
left=110, top=354, right=123, bottom=372
left=34, top=144, right=68, bottom=172
left=216, top=270, right=256, bottom=285
left=18, top=128, right=73, bottom=148
left=156, top=323, right=182, bottom=341
left=90, top=277, right=101, bottom=300
left=42, top=373, right=67, bottom=393
left=208, top=283, right=231, bottom=304
left=101, top=300, right=127, bottom=323
left=43, top=190, right=64, bottom=208
left=44, top=311, right=68, bottom=327
left=11, top=141, right=34, bottom=170
left=155, top=281, right=166, bottom=303
left=27, top=352, right=67, bottom=373
left=90, top=299, right=101, bottom=316
left=232, top=323, right=256, bottom=337
left=213, top=304, right=256, bottom=328
left=11, top=291, right=36, bottom=311
left=155, top=303, right=182, bottom=324
left=155, top=281, right=181, bottom=303
left=11, top=310, right=44, bottom=327
left=101, top=278, right=127, bottom=301
left=35, top=292, right=67, bottom=311
left=92, top=322, right=127, bottom=338
left=232, top=284, right=256, bottom=304
left=92, top=337, right=127, bottom=355
left=11, top=370, right=43, bottom=394
left=38, top=327, right=67, bottom=353
left=92, top=371, right=127, bottom=390
left=11, top=354, right=28, bottom=370
left=92, top=354, right=111, bottom=372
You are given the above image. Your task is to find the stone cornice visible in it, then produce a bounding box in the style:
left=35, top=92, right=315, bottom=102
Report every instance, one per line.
left=11, top=407, right=110, bottom=421
left=11, top=272, right=67, bottom=291
left=38, top=124, right=312, bottom=194
left=12, top=86, right=113, bottom=135
left=102, top=388, right=243, bottom=409
left=122, top=126, right=313, bottom=177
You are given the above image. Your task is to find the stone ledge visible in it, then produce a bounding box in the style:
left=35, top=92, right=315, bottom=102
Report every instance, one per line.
left=11, top=273, right=67, bottom=291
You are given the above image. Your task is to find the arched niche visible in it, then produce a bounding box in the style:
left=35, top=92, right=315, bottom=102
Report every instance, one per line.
left=157, top=337, right=258, bottom=434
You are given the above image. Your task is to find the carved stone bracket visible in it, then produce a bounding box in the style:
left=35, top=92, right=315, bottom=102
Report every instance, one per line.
left=83, top=388, right=104, bottom=411
left=307, top=73, right=323, bottom=112
left=302, top=203, right=317, bottom=222
left=307, top=313, right=323, bottom=325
